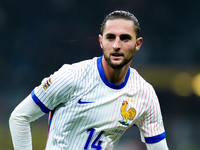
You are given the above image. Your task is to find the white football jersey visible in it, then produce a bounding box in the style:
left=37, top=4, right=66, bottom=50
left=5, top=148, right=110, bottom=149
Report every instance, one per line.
left=32, top=56, right=166, bottom=150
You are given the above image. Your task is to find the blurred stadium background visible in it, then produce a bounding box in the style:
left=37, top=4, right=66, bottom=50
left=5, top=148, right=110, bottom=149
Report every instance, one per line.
left=0, top=0, right=199, bottom=149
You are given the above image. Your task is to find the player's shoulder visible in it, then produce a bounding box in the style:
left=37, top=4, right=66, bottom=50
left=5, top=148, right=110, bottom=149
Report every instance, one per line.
left=70, top=57, right=97, bottom=76
left=69, top=57, right=98, bottom=80
left=130, top=67, right=154, bottom=90
left=71, top=57, right=97, bottom=70
left=130, top=68, right=158, bottom=102
left=49, top=57, right=97, bottom=89
left=58, top=57, right=97, bottom=73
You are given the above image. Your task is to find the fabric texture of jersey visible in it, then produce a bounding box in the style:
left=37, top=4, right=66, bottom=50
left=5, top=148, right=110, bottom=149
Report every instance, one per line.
left=32, top=56, right=166, bottom=150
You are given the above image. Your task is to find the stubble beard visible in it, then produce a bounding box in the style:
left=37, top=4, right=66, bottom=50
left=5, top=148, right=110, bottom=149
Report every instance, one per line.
left=103, top=52, right=133, bottom=69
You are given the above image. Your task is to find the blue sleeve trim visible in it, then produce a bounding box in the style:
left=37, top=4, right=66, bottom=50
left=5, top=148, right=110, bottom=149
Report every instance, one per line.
left=145, top=132, right=166, bottom=144
left=31, top=90, right=51, bottom=113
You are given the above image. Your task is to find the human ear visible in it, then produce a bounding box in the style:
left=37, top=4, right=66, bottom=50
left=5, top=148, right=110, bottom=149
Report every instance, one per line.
left=135, top=37, right=143, bottom=51
left=99, top=34, right=103, bottom=49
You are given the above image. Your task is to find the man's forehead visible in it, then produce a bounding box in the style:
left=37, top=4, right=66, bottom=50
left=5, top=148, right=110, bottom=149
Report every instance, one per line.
left=103, top=19, right=135, bottom=35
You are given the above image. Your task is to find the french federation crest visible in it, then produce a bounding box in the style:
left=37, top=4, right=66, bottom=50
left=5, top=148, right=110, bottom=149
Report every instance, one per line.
left=119, top=100, right=136, bottom=126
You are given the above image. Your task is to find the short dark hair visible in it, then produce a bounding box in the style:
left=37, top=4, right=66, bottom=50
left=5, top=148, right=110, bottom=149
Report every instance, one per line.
left=101, top=10, right=141, bottom=38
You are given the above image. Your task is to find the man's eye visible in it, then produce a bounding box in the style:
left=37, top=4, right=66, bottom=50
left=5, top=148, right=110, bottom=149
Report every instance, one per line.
left=120, top=35, right=131, bottom=41
left=106, top=35, right=115, bottom=40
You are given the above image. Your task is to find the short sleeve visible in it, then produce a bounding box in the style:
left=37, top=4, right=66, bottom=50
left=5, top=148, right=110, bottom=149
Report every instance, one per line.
left=137, top=87, right=166, bottom=144
left=31, top=64, right=74, bottom=113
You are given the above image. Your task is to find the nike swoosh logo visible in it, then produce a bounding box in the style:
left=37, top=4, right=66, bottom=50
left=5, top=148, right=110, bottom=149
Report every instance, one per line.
left=78, top=99, right=94, bottom=104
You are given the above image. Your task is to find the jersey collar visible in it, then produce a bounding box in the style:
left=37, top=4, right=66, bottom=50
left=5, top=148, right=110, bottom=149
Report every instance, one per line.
left=97, top=56, right=130, bottom=90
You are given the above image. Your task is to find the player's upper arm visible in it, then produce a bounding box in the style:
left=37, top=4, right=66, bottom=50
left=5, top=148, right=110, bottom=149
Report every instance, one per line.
left=9, top=94, right=45, bottom=123
left=137, top=85, right=166, bottom=144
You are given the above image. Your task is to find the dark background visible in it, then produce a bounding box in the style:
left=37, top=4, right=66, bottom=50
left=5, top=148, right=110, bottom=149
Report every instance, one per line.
left=0, top=0, right=200, bottom=149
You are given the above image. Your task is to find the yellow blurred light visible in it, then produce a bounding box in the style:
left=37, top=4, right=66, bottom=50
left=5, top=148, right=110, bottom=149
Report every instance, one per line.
left=172, top=72, right=192, bottom=97
left=191, top=73, right=200, bottom=97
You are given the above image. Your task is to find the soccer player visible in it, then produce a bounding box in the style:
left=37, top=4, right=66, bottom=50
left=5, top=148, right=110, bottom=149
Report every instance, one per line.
left=9, top=10, right=169, bottom=150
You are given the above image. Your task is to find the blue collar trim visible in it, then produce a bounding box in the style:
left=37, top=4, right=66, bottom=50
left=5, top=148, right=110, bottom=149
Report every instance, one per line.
left=97, top=56, right=130, bottom=90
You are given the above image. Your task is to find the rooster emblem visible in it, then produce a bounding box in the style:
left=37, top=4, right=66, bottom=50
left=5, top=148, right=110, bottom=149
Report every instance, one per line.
left=119, top=101, right=136, bottom=126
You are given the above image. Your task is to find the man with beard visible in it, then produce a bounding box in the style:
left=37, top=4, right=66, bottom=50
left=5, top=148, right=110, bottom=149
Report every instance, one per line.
left=9, top=10, right=169, bottom=150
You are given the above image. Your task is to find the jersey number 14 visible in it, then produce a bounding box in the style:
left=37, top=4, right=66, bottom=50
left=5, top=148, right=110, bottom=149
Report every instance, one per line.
left=84, top=128, right=104, bottom=150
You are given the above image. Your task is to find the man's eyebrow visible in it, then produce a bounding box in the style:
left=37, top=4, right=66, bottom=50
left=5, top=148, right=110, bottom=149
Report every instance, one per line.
left=105, top=33, right=115, bottom=36
left=105, top=33, right=132, bottom=40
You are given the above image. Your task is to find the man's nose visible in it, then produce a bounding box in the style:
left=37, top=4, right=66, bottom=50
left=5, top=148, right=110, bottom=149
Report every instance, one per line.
left=113, top=37, right=121, bottom=50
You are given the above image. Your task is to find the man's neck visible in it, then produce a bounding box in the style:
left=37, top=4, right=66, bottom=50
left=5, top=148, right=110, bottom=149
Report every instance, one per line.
left=102, top=57, right=130, bottom=85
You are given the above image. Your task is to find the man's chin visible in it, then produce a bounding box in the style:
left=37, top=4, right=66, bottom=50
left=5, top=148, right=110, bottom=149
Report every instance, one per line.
left=104, top=56, right=128, bottom=69
left=109, top=62, right=125, bottom=69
